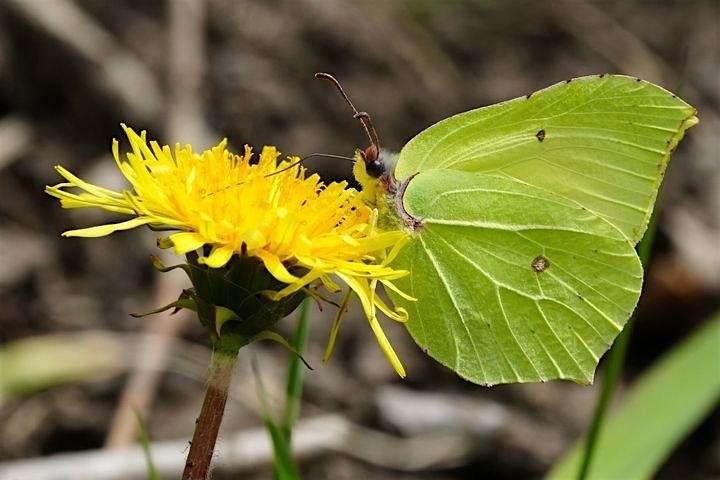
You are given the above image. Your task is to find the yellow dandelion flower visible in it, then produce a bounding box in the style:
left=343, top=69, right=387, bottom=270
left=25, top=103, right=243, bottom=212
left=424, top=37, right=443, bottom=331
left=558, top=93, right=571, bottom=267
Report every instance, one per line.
left=46, top=125, right=412, bottom=376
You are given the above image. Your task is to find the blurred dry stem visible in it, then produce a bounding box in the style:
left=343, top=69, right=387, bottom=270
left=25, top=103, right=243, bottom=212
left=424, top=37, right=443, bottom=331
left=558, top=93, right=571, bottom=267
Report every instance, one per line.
left=0, top=414, right=476, bottom=480
left=1, top=381, right=582, bottom=479
left=0, top=116, right=31, bottom=172
left=552, top=0, right=669, bottom=84
left=4, top=0, right=163, bottom=123
left=105, top=0, right=212, bottom=449
left=167, top=0, right=213, bottom=148
left=376, top=385, right=568, bottom=468
left=103, top=296, right=191, bottom=449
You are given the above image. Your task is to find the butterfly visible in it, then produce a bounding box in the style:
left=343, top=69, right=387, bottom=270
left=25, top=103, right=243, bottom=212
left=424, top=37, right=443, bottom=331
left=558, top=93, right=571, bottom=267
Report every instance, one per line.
left=317, top=73, right=697, bottom=386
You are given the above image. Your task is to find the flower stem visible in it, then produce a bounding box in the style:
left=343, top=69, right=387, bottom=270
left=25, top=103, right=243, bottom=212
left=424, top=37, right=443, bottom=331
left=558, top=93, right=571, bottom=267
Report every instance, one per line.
left=182, top=345, right=239, bottom=480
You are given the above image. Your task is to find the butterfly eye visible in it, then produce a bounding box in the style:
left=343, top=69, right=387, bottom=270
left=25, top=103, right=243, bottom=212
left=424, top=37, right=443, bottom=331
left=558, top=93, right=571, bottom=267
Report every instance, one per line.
left=365, top=157, right=386, bottom=178
left=365, top=160, right=386, bottom=178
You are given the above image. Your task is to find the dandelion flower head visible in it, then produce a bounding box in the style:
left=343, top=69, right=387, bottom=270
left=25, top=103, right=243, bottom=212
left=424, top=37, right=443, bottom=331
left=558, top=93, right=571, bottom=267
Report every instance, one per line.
left=46, top=125, right=412, bottom=376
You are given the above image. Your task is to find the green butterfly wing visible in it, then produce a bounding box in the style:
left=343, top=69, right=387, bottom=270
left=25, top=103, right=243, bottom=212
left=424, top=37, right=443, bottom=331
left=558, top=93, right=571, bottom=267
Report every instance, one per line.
left=395, top=75, right=698, bottom=243
left=387, top=75, right=697, bottom=385
left=391, top=171, right=642, bottom=385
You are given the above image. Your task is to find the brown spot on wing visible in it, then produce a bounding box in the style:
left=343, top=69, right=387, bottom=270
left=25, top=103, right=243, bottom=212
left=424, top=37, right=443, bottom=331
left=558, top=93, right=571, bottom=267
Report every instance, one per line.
left=531, top=255, right=549, bottom=272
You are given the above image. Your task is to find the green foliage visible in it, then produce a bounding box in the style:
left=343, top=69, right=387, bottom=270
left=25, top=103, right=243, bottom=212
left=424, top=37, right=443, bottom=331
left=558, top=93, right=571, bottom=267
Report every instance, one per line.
left=251, top=300, right=311, bottom=480
left=0, top=334, right=124, bottom=399
left=135, top=411, right=160, bottom=480
left=281, top=299, right=312, bottom=441
left=386, top=75, right=697, bottom=385
left=264, top=416, right=301, bottom=480
left=577, top=204, right=660, bottom=479
left=549, top=311, right=720, bottom=479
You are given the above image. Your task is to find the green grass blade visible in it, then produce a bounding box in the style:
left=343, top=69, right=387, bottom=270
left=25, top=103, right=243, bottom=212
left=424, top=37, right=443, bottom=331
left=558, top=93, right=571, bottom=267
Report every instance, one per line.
left=576, top=206, right=660, bottom=479
left=134, top=411, right=160, bottom=480
left=281, top=298, right=312, bottom=441
left=265, top=416, right=302, bottom=480
left=252, top=359, right=301, bottom=480
left=548, top=311, right=720, bottom=480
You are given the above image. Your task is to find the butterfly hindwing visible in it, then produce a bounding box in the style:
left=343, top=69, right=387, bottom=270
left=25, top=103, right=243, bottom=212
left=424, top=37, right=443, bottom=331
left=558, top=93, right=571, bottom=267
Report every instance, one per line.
left=395, top=75, right=698, bottom=244
left=388, top=170, right=642, bottom=385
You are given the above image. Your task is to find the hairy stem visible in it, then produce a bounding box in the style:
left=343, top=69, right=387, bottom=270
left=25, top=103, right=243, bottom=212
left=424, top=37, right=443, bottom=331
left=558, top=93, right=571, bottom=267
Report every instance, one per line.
left=182, top=346, right=238, bottom=480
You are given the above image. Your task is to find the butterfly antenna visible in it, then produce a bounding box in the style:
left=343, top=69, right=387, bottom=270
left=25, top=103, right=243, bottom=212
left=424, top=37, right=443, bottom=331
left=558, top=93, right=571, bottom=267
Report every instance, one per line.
left=315, top=72, right=381, bottom=153
left=353, top=111, right=381, bottom=153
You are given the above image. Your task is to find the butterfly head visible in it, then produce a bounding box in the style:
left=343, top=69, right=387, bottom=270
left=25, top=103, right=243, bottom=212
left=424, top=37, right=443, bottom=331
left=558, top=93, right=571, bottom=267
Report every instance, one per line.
left=352, top=147, right=380, bottom=193
left=360, top=143, right=384, bottom=177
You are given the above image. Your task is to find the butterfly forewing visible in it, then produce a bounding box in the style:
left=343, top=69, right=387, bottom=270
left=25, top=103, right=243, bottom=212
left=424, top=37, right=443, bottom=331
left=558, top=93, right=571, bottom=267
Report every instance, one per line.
left=395, top=75, right=697, bottom=244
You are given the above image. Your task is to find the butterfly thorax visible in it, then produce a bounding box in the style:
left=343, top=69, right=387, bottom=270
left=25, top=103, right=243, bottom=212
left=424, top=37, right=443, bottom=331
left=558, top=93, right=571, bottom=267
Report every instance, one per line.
left=353, top=149, right=391, bottom=201
left=353, top=149, right=421, bottom=232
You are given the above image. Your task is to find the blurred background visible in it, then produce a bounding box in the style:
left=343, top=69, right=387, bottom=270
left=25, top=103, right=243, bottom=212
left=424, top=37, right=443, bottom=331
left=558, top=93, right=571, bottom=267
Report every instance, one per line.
left=0, top=0, right=718, bottom=478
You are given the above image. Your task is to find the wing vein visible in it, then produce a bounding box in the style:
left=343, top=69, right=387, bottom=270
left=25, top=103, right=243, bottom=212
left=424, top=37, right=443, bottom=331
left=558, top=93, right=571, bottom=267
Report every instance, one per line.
left=495, top=286, right=543, bottom=379
left=418, top=234, right=487, bottom=382
left=532, top=273, right=587, bottom=377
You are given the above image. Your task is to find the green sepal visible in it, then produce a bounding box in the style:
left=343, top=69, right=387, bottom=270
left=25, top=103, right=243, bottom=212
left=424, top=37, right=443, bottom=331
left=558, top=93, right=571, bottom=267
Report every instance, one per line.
left=130, top=289, right=197, bottom=318
left=184, top=252, right=307, bottom=342
left=149, top=255, right=190, bottom=275
left=250, top=330, right=313, bottom=370
left=155, top=236, right=175, bottom=249
left=214, top=305, right=241, bottom=336
left=142, top=250, right=308, bottom=345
